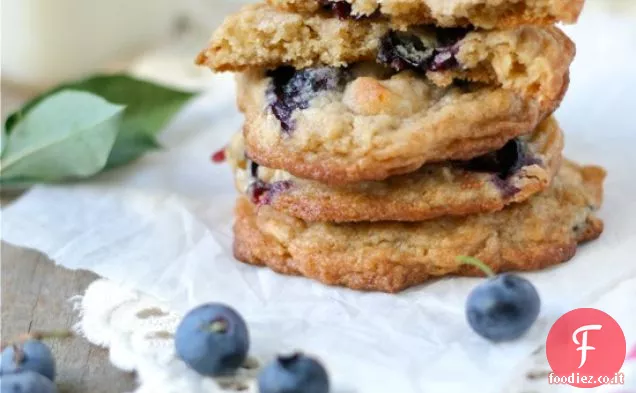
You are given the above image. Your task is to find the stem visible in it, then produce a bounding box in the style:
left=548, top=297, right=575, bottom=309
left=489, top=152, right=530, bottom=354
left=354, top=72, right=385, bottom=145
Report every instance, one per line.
left=456, top=256, right=495, bottom=278
left=12, top=344, right=25, bottom=365
left=19, top=330, right=74, bottom=341
left=206, top=320, right=228, bottom=334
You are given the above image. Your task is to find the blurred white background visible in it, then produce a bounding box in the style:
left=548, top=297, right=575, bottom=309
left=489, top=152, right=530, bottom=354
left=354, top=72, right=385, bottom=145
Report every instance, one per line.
left=1, top=0, right=250, bottom=87
left=2, top=0, right=634, bottom=87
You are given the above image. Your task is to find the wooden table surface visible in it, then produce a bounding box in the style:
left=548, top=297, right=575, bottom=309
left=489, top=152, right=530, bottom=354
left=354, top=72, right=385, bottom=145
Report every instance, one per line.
left=1, top=243, right=137, bottom=392
left=1, top=82, right=137, bottom=392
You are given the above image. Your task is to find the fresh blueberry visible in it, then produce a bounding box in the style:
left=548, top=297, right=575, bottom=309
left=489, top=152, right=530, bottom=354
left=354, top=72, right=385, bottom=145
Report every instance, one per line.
left=0, top=340, right=56, bottom=381
left=466, top=273, right=541, bottom=342
left=175, top=303, right=250, bottom=377
left=258, top=353, right=330, bottom=393
left=0, top=371, right=58, bottom=393
left=267, top=67, right=349, bottom=133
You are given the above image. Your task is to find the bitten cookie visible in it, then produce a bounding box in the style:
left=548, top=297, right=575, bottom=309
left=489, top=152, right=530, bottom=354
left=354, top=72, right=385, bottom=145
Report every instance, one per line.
left=233, top=160, right=606, bottom=293
left=227, top=116, right=564, bottom=222
left=237, top=63, right=566, bottom=184
left=199, top=3, right=574, bottom=105
left=266, top=0, right=585, bottom=29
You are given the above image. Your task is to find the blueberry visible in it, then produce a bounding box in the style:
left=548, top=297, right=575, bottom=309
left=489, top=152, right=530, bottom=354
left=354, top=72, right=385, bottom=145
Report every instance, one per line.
left=175, top=303, right=250, bottom=376
left=267, top=67, right=349, bottom=133
left=377, top=32, right=434, bottom=72
left=377, top=28, right=471, bottom=72
left=318, top=0, right=379, bottom=20
left=319, top=0, right=353, bottom=19
left=490, top=176, right=521, bottom=199
left=462, top=139, right=528, bottom=179
left=429, top=46, right=460, bottom=72
left=258, top=353, right=330, bottom=393
left=0, top=371, right=57, bottom=393
left=247, top=180, right=293, bottom=206
left=460, top=139, right=543, bottom=197
left=0, top=340, right=56, bottom=381
left=211, top=148, right=226, bottom=163
left=435, top=27, right=472, bottom=47
left=249, top=160, right=260, bottom=178
left=247, top=180, right=270, bottom=205
left=466, top=273, right=541, bottom=342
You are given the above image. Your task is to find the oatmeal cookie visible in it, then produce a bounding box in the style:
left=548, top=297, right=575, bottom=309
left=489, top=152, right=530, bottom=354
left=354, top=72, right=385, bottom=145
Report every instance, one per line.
left=199, top=3, right=574, bottom=107
left=233, top=160, right=605, bottom=292
left=227, top=116, right=563, bottom=222
left=266, top=0, right=585, bottom=29
left=238, top=64, right=567, bottom=184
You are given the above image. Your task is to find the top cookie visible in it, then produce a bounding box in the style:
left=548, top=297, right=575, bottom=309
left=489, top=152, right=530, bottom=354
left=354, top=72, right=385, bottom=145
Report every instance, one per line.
left=266, top=0, right=585, bottom=29
left=198, top=3, right=575, bottom=98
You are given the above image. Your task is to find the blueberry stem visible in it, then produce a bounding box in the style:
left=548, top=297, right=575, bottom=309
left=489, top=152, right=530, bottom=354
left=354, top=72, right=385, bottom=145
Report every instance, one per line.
left=207, top=320, right=229, bottom=334
left=1, top=330, right=74, bottom=350
left=11, top=344, right=25, bottom=365
left=456, top=256, right=496, bottom=277
left=21, top=330, right=74, bottom=341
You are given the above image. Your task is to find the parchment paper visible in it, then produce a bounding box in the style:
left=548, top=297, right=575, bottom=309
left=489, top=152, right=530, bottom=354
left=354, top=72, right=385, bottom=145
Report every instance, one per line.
left=2, top=7, right=635, bottom=393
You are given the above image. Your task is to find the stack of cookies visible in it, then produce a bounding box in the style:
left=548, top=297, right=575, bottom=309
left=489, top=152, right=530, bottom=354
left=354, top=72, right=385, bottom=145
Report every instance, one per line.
left=198, top=0, right=606, bottom=292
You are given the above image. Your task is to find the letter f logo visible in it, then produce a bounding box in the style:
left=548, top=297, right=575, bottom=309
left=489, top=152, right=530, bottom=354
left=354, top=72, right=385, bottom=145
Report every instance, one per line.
left=572, top=324, right=603, bottom=368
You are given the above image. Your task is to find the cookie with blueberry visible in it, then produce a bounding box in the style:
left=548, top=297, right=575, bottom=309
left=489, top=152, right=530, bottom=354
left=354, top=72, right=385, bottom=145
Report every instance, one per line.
left=236, top=62, right=565, bottom=183
left=233, top=160, right=605, bottom=292
left=227, top=116, right=564, bottom=222
left=266, top=0, right=585, bottom=29
left=199, top=3, right=574, bottom=106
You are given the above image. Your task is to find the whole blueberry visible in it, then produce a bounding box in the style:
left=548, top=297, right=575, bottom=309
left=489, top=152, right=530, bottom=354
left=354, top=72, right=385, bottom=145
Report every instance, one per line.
left=258, top=353, right=330, bottom=393
left=0, top=340, right=56, bottom=381
left=0, top=371, right=58, bottom=393
left=466, top=273, right=541, bottom=342
left=175, top=303, right=250, bottom=376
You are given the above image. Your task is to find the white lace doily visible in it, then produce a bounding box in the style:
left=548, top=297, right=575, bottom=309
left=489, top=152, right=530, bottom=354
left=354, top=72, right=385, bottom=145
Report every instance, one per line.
left=74, top=279, right=635, bottom=393
left=74, top=279, right=260, bottom=393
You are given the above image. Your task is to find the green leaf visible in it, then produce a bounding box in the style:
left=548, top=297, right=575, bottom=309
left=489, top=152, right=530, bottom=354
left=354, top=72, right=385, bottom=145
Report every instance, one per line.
left=0, top=90, right=124, bottom=183
left=5, top=74, right=196, bottom=168
left=105, top=132, right=162, bottom=169
left=1, top=127, right=7, bottom=156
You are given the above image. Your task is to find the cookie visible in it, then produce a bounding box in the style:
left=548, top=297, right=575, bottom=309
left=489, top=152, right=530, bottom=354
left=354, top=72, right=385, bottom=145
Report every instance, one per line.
left=227, top=116, right=564, bottom=222
left=198, top=3, right=575, bottom=104
left=237, top=62, right=567, bottom=184
left=266, top=0, right=585, bottom=29
left=233, top=161, right=606, bottom=292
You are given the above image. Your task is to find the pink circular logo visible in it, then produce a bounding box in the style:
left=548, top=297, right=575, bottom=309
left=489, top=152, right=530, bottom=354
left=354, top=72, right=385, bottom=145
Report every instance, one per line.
left=546, top=308, right=626, bottom=388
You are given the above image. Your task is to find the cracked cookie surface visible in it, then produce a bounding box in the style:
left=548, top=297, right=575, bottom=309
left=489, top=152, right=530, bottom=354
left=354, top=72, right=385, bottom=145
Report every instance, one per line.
left=227, top=116, right=563, bottom=222
left=233, top=160, right=606, bottom=292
